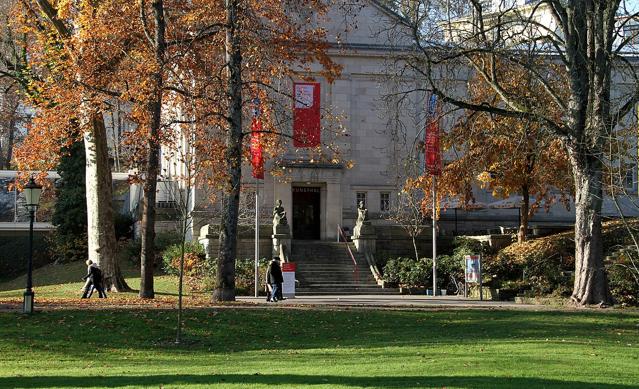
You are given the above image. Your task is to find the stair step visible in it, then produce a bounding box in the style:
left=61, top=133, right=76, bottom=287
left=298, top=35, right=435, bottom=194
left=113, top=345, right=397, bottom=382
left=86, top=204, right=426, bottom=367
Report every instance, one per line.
left=290, top=239, right=393, bottom=296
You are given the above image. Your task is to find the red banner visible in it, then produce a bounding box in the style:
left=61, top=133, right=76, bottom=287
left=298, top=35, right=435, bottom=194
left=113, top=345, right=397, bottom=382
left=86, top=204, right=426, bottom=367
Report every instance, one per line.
left=293, top=82, right=321, bottom=147
left=425, top=95, right=442, bottom=176
left=250, top=116, right=264, bottom=179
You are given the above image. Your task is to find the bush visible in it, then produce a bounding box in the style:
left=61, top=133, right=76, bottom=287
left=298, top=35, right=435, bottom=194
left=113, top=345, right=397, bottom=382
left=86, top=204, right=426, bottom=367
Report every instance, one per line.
left=116, top=231, right=184, bottom=266
left=0, top=234, right=52, bottom=280
left=114, top=213, right=135, bottom=240
left=383, top=257, right=430, bottom=288
left=162, top=242, right=206, bottom=276
left=607, top=249, right=639, bottom=306
left=162, top=243, right=269, bottom=295
left=48, top=232, right=88, bottom=264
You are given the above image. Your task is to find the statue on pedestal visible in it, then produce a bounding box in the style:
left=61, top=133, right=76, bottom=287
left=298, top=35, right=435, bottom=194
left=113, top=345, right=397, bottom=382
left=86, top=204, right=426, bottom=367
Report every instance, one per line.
left=356, top=201, right=368, bottom=224
left=272, top=199, right=288, bottom=228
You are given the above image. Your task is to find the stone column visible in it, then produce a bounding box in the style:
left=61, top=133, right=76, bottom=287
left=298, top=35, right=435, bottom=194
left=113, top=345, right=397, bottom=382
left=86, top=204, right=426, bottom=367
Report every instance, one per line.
left=325, top=181, right=342, bottom=240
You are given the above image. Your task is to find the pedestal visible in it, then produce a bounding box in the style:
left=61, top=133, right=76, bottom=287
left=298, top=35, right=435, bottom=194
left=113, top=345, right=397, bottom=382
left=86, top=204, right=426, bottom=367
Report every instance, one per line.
left=198, top=224, right=217, bottom=259
left=272, top=224, right=291, bottom=262
left=352, top=223, right=376, bottom=255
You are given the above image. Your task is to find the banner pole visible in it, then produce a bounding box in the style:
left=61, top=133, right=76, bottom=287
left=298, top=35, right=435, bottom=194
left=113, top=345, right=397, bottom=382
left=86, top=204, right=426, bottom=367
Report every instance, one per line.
left=432, top=175, right=437, bottom=296
left=254, top=180, right=259, bottom=298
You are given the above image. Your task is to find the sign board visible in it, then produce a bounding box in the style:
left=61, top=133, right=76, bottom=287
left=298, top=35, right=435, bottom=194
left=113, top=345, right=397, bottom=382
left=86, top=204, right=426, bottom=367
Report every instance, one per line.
left=465, top=255, right=481, bottom=283
left=281, top=262, right=296, bottom=298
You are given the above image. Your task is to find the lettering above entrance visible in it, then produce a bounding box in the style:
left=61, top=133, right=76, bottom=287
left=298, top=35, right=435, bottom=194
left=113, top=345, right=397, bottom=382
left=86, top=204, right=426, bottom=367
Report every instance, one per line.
left=293, top=187, right=321, bottom=193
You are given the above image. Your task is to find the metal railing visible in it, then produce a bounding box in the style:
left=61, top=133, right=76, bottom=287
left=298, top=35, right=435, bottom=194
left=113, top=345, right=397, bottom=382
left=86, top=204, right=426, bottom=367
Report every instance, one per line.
left=337, top=224, right=359, bottom=285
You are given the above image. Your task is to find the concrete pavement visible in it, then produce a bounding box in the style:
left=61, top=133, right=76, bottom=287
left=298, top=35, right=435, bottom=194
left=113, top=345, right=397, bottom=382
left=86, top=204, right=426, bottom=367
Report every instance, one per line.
left=237, top=294, right=551, bottom=310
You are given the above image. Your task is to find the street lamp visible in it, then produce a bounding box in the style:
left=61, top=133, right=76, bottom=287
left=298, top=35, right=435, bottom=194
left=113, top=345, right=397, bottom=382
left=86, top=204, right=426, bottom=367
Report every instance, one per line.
left=23, top=176, right=42, bottom=314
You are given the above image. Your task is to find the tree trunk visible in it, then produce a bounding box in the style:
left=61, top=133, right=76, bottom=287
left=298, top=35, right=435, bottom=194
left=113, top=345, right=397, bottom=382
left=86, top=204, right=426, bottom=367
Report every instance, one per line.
left=569, top=151, right=612, bottom=306
left=5, top=113, right=15, bottom=170
left=139, top=0, right=166, bottom=299
left=213, top=0, right=242, bottom=302
left=518, top=184, right=529, bottom=243
left=412, top=236, right=419, bottom=262
left=84, top=113, right=130, bottom=291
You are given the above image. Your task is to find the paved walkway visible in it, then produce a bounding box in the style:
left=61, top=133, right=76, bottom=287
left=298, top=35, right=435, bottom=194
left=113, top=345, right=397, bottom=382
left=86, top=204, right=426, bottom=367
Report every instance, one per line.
left=237, top=295, right=549, bottom=310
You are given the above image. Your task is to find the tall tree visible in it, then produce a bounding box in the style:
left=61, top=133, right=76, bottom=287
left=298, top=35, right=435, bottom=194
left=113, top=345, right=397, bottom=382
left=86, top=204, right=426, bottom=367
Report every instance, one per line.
left=385, top=0, right=639, bottom=305
left=14, top=0, right=130, bottom=291
left=210, top=0, right=340, bottom=301
left=137, top=0, right=167, bottom=299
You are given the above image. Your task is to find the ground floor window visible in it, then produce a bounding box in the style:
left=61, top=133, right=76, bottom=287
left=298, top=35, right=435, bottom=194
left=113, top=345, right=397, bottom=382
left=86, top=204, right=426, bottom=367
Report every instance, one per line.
left=356, top=192, right=367, bottom=208
left=380, top=192, right=390, bottom=212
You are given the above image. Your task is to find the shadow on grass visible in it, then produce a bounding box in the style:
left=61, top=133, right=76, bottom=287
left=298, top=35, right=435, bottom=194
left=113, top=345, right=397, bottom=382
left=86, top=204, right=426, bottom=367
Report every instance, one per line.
left=0, top=374, right=634, bottom=388
left=1, top=309, right=638, bottom=360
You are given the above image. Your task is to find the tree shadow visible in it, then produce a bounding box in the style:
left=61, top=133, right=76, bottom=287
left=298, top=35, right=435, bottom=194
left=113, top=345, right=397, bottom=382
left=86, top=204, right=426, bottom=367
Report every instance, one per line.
left=0, top=373, right=634, bottom=388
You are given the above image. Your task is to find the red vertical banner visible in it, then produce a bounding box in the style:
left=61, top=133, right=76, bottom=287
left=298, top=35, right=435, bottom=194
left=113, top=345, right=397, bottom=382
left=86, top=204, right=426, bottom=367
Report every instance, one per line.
left=293, top=82, right=321, bottom=147
left=425, top=94, right=442, bottom=176
left=250, top=99, right=264, bottom=179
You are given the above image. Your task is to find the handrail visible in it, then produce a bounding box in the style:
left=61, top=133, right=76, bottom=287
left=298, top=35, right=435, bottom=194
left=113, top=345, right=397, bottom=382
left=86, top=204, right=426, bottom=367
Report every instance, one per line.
left=338, top=224, right=359, bottom=284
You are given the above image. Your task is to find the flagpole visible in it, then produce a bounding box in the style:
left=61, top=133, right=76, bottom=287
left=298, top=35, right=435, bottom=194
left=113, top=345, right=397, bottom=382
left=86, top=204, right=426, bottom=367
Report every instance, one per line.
left=432, top=175, right=437, bottom=296
left=254, top=179, right=260, bottom=298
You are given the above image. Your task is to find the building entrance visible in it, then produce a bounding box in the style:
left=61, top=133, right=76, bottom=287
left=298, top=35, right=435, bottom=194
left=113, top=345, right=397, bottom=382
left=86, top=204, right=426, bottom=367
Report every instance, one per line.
left=292, top=186, right=321, bottom=240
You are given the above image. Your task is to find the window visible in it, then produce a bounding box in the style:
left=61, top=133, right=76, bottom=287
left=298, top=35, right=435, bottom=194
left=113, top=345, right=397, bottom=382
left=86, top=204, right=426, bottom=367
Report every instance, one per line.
left=624, top=22, right=639, bottom=46
left=356, top=192, right=367, bottom=208
left=380, top=192, right=390, bottom=212
left=624, top=164, right=636, bottom=192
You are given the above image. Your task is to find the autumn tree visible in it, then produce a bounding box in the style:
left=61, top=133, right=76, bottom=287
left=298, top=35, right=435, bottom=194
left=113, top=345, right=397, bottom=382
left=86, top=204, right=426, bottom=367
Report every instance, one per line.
left=13, top=0, right=130, bottom=291
left=196, top=0, right=340, bottom=302
left=439, top=68, right=573, bottom=243
left=0, top=0, right=28, bottom=169
left=385, top=0, right=639, bottom=305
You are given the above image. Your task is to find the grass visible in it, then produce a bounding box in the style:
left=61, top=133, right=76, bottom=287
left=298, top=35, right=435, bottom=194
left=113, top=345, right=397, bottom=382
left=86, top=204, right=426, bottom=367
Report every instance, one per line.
left=0, top=260, right=187, bottom=300
left=1, top=262, right=639, bottom=388
left=0, top=308, right=638, bottom=388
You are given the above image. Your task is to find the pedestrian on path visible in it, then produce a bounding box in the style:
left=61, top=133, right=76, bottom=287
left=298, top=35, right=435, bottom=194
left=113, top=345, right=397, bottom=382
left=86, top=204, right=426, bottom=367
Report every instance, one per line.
left=266, top=257, right=283, bottom=302
left=81, top=260, right=107, bottom=299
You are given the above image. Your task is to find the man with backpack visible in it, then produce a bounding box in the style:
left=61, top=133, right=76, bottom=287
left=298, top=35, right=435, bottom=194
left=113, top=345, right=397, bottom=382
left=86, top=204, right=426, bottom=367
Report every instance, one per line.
left=81, top=260, right=107, bottom=298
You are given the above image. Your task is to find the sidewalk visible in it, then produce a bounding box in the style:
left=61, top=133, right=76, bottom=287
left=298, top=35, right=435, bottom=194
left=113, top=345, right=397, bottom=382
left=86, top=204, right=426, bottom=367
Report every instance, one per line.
left=237, top=295, right=549, bottom=310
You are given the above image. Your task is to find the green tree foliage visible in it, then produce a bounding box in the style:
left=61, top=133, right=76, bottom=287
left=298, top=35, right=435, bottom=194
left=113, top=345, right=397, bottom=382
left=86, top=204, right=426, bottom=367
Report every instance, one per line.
left=50, top=140, right=87, bottom=262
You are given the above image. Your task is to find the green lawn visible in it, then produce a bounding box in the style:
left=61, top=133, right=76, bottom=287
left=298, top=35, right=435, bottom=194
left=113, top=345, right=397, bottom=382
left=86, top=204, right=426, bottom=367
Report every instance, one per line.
left=0, top=308, right=638, bottom=388
left=0, top=261, right=186, bottom=300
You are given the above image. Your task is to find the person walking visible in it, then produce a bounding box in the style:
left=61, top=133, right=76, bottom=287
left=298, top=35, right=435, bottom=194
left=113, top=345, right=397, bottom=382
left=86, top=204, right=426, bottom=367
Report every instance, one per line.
left=81, top=260, right=107, bottom=298
left=266, top=257, right=283, bottom=302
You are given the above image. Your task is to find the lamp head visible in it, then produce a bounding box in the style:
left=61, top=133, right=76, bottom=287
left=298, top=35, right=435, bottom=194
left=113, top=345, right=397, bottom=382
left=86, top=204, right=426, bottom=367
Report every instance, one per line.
left=23, top=176, right=43, bottom=212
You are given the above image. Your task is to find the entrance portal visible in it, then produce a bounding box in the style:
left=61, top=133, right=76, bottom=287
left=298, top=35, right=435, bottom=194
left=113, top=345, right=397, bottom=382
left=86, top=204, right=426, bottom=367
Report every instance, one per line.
left=292, top=187, right=321, bottom=240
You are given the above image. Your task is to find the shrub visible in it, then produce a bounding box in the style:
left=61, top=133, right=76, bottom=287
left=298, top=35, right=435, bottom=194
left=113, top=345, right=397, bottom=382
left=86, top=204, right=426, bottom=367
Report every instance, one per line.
left=162, top=243, right=269, bottom=295
left=607, top=249, right=639, bottom=306
left=48, top=232, right=88, bottom=264
left=162, top=242, right=206, bottom=276
left=0, top=233, right=52, bottom=280
left=383, top=257, right=430, bottom=288
left=114, top=213, right=135, bottom=240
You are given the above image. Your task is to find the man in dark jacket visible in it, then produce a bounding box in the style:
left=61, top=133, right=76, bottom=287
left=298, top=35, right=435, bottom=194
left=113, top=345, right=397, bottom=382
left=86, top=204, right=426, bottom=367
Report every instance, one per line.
left=266, top=257, right=284, bottom=302
left=81, top=260, right=107, bottom=298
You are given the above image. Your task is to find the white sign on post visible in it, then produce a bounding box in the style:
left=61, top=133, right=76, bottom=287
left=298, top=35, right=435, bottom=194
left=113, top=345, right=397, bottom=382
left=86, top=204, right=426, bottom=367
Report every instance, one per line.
left=281, top=262, right=296, bottom=298
left=465, top=255, right=481, bottom=283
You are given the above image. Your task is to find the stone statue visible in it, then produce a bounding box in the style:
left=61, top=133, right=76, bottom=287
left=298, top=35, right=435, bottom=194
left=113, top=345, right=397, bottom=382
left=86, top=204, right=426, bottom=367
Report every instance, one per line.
left=273, top=199, right=288, bottom=227
left=356, top=201, right=368, bottom=224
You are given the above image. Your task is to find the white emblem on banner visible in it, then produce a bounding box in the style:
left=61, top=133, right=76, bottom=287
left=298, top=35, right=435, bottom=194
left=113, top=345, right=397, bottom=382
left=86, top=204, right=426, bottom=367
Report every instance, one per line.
left=295, top=84, right=314, bottom=108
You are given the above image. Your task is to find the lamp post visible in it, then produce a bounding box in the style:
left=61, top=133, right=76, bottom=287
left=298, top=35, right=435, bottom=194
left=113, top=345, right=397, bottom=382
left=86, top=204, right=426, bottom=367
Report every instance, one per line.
left=23, top=176, right=42, bottom=314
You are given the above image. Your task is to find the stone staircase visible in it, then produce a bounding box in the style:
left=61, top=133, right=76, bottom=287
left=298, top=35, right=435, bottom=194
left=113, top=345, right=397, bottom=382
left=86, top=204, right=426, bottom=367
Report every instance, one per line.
left=291, top=240, right=398, bottom=295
